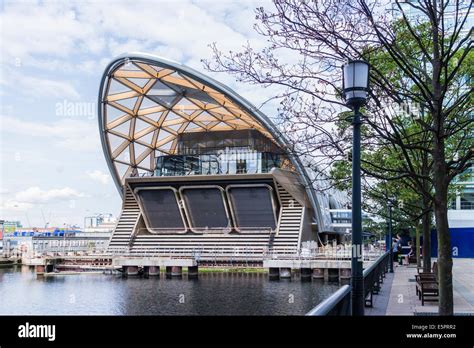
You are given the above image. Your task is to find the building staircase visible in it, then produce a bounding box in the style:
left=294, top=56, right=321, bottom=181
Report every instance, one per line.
left=107, top=187, right=141, bottom=252
left=107, top=183, right=303, bottom=260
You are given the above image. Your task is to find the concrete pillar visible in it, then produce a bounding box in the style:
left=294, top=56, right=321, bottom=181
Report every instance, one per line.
left=328, top=269, right=339, bottom=282
left=171, top=266, right=182, bottom=277
left=165, top=266, right=172, bottom=278
left=121, top=266, right=127, bottom=277
left=269, top=267, right=280, bottom=280
left=301, top=268, right=312, bottom=281
left=312, top=268, right=324, bottom=280
left=36, top=264, right=45, bottom=275
left=126, top=266, right=139, bottom=276
left=148, top=266, right=160, bottom=276
left=339, top=268, right=351, bottom=283
left=143, top=266, right=149, bottom=277
left=188, top=266, right=198, bottom=278
left=279, top=268, right=291, bottom=279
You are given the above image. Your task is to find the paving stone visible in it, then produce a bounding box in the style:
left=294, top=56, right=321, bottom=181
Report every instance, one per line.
left=366, top=258, right=474, bottom=316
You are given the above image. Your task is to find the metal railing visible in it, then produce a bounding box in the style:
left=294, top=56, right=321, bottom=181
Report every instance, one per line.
left=306, top=285, right=352, bottom=316
left=135, top=227, right=274, bottom=235
left=267, top=247, right=384, bottom=261
left=107, top=244, right=386, bottom=263
left=363, top=251, right=390, bottom=307
left=306, top=250, right=390, bottom=316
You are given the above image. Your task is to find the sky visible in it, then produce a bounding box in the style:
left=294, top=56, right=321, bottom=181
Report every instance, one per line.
left=0, top=0, right=285, bottom=228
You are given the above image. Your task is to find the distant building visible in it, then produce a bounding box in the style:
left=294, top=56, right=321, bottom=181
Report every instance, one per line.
left=449, top=167, right=474, bottom=228
left=2, top=220, right=22, bottom=233
left=3, top=234, right=110, bottom=256
left=84, top=213, right=117, bottom=233
left=0, top=220, right=4, bottom=254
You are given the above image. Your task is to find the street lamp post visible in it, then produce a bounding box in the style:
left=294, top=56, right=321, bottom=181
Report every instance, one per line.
left=342, top=59, right=370, bottom=316
left=388, top=200, right=394, bottom=273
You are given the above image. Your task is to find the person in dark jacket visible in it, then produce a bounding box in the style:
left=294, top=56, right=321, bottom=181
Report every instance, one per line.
left=392, top=234, right=402, bottom=267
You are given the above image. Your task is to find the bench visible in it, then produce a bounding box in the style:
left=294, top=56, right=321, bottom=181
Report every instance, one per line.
left=415, top=262, right=439, bottom=306
left=417, top=281, right=439, bottom=305
left=415, top=273, right=436, bottom=294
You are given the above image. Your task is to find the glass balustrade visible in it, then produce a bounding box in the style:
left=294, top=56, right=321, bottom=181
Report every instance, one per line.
left=155, top=150, right=283, bottom=176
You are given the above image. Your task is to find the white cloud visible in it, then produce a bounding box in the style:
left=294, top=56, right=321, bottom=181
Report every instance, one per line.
left=1, top=116, right=100, bottom=151
left=14, top=186, right=86, bottom=204
left=2, top=69, right=81, bottom=100
left=0, top=186, right=86, bottom=214
left=0, top=186, right=87, bottom=221
left=16, top=56, right=104, bottom=75
left=0, top=1, right=100, bottom=61
left=86, top=170, right=110, bottom=185
left=0, top=0, right=264, bottom=69
left=0, top=200, right=34, bottom=211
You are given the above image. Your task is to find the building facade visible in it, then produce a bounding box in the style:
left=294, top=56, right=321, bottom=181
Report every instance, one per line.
left=99, top=53, right=348, bottom=260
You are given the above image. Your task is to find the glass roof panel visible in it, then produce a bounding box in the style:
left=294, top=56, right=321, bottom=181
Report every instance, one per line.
left=112, top=120, right=131, bottom=138
left=108, top=78, right=131, bottom=94
left=115, top=144, right=131, bottom=163
left=148, top=94, right=180, bottom=108
left=106, top=104, right=127, bottom=122
left=114, top=97, right=139, bottom=111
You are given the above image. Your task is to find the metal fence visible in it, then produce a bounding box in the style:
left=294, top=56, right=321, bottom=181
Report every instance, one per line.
left=106, top=245, right=386, bottom=263
left=306, top=285, right=352, bottom=316
left=363, top=250, right=390, bottom=307
left=306, top=251, right=390, bottom=316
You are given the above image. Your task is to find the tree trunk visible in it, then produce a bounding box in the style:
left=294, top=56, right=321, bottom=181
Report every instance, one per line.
left=421, top=149, right=432, bottom=272
left=416, top=223, right=421, bottom=268
left=433, top=137, right=453, bottom=315
left=433, top=138, right=453, bottom=315
left=422, top=205, right=432, bottom=272
left=433, top=191, right=453, bottom=315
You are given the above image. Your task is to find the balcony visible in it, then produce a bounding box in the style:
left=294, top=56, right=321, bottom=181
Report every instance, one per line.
left=154, top=150, right=283, bottom=176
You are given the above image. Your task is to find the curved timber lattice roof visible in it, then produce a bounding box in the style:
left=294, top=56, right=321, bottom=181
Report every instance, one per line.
left=99, top=53, right=279, bottom=187
left=98, top=53, right=326, bottom=230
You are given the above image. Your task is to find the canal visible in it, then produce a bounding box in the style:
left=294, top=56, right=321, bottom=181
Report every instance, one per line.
left=0, top=266, right=340, bottom=315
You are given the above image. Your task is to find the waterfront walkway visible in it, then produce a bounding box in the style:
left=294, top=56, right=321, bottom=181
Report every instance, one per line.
left=366, top=258, right=474, bottom=315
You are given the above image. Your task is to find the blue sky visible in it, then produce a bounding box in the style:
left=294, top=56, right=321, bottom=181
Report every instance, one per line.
left=0, top=0, right=285, bottom=227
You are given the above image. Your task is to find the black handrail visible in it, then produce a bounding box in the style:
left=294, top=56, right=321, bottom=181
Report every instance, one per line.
left=363, top=251, right=390, bottom=307
left=306, top=250, right=390, bottom=315
left=306, top=285, right=352, bottom=316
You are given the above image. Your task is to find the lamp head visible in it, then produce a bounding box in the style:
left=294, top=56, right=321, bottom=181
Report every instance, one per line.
left=342, top=59, right=370, bottom=109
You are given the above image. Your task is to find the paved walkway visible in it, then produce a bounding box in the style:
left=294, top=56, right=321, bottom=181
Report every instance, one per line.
left=367, top=258, right=474, bottom=315
left=364, top=271, right=394, bottom=315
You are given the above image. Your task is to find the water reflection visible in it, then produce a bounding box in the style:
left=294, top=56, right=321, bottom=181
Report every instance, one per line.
left=0, top=266, right=340, bottom=315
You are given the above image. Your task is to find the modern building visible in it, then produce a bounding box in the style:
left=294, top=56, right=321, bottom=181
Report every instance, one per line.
left=1, top=220, right=23, bottom=233
left=2, top=234, right=110, bottom=257
left=99, top=53, right=349, bottom=261
left=449, top=167, right=474, bottom=228
left=83, top=213, right=117, bottom=233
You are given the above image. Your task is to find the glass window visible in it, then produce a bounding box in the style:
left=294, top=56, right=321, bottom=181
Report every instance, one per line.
left=236, top=159, right=247, bottom=174
left=155, top=130, right=287, bottom=176
left=461, top=193, right=474, bottom=210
